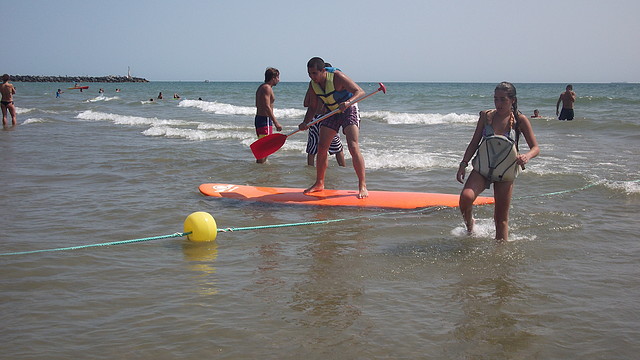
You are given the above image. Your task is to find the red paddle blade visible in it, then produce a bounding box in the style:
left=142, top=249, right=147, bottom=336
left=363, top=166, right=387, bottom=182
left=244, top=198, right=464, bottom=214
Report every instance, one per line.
left=250, top=133, right=288, bottom=159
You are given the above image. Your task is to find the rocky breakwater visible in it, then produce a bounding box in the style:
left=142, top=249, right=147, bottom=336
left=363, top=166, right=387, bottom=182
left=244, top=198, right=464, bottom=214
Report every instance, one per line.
left=11, top=75, right=149, bottom=83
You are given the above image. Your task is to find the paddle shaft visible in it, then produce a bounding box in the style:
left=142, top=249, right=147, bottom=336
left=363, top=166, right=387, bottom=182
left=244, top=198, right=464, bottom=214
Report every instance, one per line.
left=286, top=83, right=386, bottom=138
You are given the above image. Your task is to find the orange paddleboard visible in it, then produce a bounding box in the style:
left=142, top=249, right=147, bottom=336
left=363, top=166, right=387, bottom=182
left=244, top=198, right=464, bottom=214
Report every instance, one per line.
left=199, top=183, right=494, bottom=209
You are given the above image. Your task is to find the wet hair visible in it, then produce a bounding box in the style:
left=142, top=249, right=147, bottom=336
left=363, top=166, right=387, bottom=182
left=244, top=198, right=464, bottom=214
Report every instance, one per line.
left=264, top=67, right=279, bottom=83
left=2, top=74, right=9, bottom=82
left=307, top=57, right=326, bottom=71
left=495, top=81, right=521, bottom=149
left=566, top=84, right=573, bottom=90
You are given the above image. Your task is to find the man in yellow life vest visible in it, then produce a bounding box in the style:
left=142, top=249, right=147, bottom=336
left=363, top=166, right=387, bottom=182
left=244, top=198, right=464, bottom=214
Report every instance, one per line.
left=298, top=57, right=368, bottom=198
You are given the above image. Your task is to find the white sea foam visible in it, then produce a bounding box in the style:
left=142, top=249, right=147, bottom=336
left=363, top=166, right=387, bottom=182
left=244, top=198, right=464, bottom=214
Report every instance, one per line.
left=178, top=99, right=254, bottom=115
left=606, top=179, right=640, bottom=195
left=143, top=125, right=253, bottom=142
left=451, top=218, right=494, bottom=238
left=86, top=95, right=119, bottom=102
left=15, top=107, right=36, bottom=114
left=275, top=107, right=306, bottom=119
left=364, top=149, right=442, bottom=170
left=76, top=110, right=197, bottom=127
left=179, top=99, right=305, bottom=118
left=21, top=118, right=47, bottom=125
left=451, top=218, right=536, bottom=242
left=362, top=110, right=477, bottom=125
left=197, top=122, right=253, bottom=131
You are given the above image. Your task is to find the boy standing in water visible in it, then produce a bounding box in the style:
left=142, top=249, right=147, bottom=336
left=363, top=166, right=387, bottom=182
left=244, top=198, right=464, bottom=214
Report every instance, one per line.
left=303, top=62, right=346, bottom=167
left=255, top=67, right=283, bottom=163
left=1, top=74, right=17, bottom=127
left=298, top=57, right=367, bottom=198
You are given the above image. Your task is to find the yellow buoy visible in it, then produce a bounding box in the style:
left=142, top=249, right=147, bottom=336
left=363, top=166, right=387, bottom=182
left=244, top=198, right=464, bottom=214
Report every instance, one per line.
left=183, top=212, right=217, bottom=242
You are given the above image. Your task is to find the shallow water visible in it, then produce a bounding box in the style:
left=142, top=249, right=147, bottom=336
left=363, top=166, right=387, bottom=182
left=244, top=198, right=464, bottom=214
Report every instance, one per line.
left=1, top=81, right=639, bottom=359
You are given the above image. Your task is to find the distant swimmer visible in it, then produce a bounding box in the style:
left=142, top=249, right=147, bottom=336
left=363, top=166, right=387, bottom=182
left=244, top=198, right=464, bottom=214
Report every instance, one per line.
left=254, top=67, right=283, bottom=164
left=99, top=88, right=105, bottom=94
left=158, top=92, right=163, bottom=99
left=56, top=88, right=63, bottom=98
left=1, top=74, right=17, bottom=127
left=531, top=109, right=541, bottom=118
left=173, top=93, right=180, bottom=99
left=556, top=84, right=576, bottom=120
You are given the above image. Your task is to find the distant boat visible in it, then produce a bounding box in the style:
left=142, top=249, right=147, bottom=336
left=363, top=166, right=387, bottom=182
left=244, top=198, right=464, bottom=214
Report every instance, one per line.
left=204, top=80, right=210, bottom=83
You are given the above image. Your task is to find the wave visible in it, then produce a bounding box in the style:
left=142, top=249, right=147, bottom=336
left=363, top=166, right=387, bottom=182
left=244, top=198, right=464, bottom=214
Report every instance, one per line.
left=21, top=118, right=48, bottom=125
left=86, top=95, right=120, bottom=103
left=578, top=95, right=640, bottom=106
left=178, top=99, right=311, bottom=119
left=197, top=123, right=252, bottom=131
left=76, top=110, right=264, bottom=143
left=364, top=149, right=446, bottom=170
left=142, top=126, right=253, bottom=142
left=16, top=107, right=36, bottom=114
left=178, top=99, right=254, bottom=115
left=605, top=179, right=640, bottom=195
left=362, top=111, right=477, bottom=125
left=76, top=110, right=198, bottom=127
left=178, top=99, right=480, bottom=126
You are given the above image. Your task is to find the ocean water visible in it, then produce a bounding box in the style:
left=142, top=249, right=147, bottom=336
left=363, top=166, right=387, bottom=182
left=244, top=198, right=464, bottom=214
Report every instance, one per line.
left=1, top=81, right=639, bottom=359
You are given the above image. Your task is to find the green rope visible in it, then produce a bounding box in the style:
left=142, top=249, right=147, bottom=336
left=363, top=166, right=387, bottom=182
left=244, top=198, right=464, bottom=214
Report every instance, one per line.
left=218, top=218, right=349, bottom=232
left=216, top=207, right=428, bottom=233
left=2, top=180, right=636, bottom=257
left=513, top=182, right=599, bottom=200
left=0, top=232, right=189, bottom=256
left=513, top=179, right=639, bottom=200
left=0, top=207, right=430, bottom=257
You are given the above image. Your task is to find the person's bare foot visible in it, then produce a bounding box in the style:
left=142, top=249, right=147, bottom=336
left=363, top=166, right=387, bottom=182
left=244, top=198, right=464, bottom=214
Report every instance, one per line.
left=357, top=185, right=368, bottom=199
left=304, top=182, right=324, bottom=194
left=465, top=218, right=475, bottom=234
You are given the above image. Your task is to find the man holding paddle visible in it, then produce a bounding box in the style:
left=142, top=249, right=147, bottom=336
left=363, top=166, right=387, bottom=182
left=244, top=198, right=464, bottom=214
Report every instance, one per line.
left=298, top=57, right=368, bottom=198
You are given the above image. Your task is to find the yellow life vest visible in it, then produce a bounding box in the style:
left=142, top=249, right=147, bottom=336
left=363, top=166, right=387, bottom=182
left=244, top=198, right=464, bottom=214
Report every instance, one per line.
left=311, top=71, right=352, bottom=111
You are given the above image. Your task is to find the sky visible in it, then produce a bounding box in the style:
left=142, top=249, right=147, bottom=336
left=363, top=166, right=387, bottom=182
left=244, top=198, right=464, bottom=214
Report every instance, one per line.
left=5, top=0, right=640, bottom=83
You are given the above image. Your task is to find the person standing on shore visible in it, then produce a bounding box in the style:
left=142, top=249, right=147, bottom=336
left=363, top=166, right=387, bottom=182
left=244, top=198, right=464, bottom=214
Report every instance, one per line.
left=456, top=82, right=540, bottom=242
left=254, top=67, right=282, bottom=163
left=298, top=57, right=367, bottom=198
left=556, top=84, right=576, bottom=120
left=1, top=74, right=17, bottom=127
